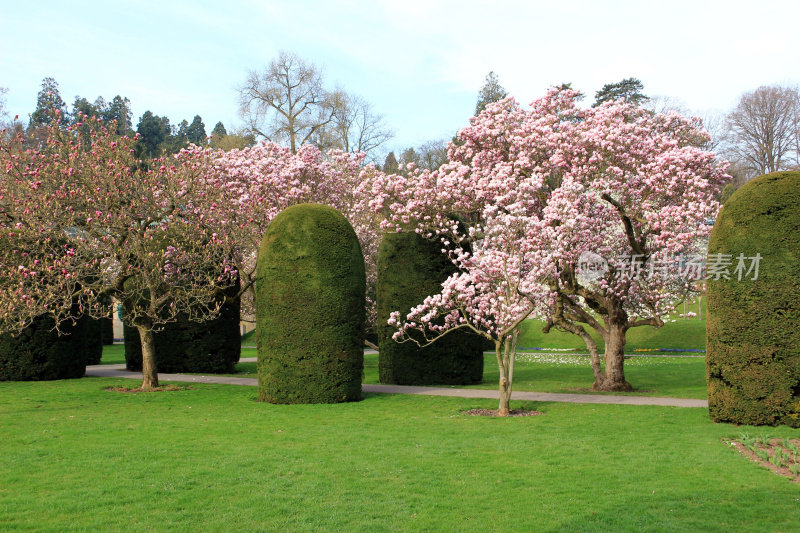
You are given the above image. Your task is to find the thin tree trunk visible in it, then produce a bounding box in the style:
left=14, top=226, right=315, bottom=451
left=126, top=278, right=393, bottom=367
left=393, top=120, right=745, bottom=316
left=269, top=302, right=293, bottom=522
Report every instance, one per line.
left=495, top=338, right=511, bottom=416
left=498, top=378, right=512, bottom=416
left=593, top=324, right=632, bottom=392
left=138, top=326, right=159, bottom=390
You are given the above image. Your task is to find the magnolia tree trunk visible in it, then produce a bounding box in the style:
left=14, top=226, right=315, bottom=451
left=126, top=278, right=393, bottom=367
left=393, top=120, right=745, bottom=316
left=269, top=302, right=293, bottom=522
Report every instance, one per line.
left=138, top=326, right=159, bottom=390
left=498, top=365, right=512, bottom=417
left=592, top=324, right=632, bottom=392
left=498, top=384, right=512, bottom=415
left=494, top=334, right=517, bottom=416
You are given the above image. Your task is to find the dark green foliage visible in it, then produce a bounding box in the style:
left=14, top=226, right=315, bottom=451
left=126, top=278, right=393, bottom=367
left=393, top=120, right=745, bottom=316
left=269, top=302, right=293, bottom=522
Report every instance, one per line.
left=720, top=182, right=738, bottom=204
left=593, top=77, right=648, bottom=107
left=383, top=151, right=399, bottom=174
left=185, top=115, right=206, bottom=145
left=257, top=204, right=365, bottom=404
left=99, top=295, right=114, bottom=346
left=135, top=110, right=170, bottom=158
left=103, top=96, right=133, bottom=136
left=377, top=231, right=484, bottom=385
left=71, top=96, right=100, bottom=122
left=0, top=312, right=96, bottom=381
left=82, top=316, right=104, bottom=365
left=29, top=77, right=67, bottom=128
left=475, top=71, right=508, bottom=115
left=100, top=314, right=114, bottom=346
left=211, top=121, right=227, bottom=139
left=123, top=288, right=241, bottom=373
left=70, top=94, right=133, bottom=136
left=707, top=171, right=800, bottom=427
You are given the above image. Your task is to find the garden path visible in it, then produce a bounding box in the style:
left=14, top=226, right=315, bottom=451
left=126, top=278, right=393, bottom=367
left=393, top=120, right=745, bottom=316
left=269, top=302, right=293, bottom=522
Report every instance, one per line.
left=85, top=361, right=707, bottom=408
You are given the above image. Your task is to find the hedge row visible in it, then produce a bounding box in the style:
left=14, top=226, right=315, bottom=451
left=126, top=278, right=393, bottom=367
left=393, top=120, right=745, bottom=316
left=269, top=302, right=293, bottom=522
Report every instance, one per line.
left=123, top=283, right=241, bottom=374
left=0, top=311, right=100, bottom=381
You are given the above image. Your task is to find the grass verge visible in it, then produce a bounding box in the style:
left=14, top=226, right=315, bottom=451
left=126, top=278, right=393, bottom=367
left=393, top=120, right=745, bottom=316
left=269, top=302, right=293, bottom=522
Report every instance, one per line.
left=0, top=378, right=797, bottom=532
left=229, top=350, right=708, bottom=399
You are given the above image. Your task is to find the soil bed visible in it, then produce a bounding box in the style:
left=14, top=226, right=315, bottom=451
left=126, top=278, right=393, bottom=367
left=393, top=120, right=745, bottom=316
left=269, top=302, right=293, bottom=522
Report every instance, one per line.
left=727, top=437, right=800, bottom=483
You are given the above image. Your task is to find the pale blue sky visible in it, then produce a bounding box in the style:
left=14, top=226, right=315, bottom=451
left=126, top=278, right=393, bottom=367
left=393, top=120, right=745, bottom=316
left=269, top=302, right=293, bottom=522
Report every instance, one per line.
left=2, top=0, right=799, bottom=154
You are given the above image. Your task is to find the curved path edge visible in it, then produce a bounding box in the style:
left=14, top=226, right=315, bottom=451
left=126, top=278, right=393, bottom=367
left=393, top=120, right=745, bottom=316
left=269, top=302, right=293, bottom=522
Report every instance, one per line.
left=86, top=364, right=708, bottom=408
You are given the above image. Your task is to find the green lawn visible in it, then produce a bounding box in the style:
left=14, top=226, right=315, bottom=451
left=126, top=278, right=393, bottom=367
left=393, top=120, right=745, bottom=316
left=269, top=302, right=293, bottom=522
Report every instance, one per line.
left=100, top=344, right=126, bottom=364
left=230, top=350, right=709, bottom=399
left=517, top=317, right=706, bottom=354
left=102, top=313, right=710, bottom=399
left=1, top=378, right=798, bottom=531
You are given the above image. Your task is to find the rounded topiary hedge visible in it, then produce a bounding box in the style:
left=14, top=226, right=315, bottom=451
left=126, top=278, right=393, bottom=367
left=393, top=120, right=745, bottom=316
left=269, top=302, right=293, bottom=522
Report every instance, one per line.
left=123, top=283, right=241, bottom=374
left=257, top=203, right=365, bottom=404
left=0, top=312, right=97, bottom=381
left=377, top=231, right=484, bottom=385
left=707, top=171, right=800, bottom=427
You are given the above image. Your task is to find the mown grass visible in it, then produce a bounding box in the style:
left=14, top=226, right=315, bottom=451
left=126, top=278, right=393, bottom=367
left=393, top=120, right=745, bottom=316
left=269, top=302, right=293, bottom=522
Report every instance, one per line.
left=101, top=310, right=709, bottom=399
left=241, top=308, right=707, bottom=355
left=229, top=350, right=708, bottom=399
left=1, top=378, right=797, bottom=532
left=517, top=317, right=706, bottom=354
left=100, top=344, right=126, bottom=365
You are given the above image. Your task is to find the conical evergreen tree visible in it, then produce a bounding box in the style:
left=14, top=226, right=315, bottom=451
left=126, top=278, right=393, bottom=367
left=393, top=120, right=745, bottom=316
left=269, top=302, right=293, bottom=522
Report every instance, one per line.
left=29, top=77, right=67, bottom=128
left=475, top=71, right=508, bottom=115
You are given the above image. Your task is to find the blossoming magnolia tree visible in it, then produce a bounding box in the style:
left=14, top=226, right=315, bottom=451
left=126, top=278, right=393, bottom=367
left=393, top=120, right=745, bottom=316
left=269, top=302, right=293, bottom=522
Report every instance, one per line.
left=0, top=114, right=237, bottom=389
left=367, top=89, right=728, bottom=414
left=196, top=142, right=383, bottom=341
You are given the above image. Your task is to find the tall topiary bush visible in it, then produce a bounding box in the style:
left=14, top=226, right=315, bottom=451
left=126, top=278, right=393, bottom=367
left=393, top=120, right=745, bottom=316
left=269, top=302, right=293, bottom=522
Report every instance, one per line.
left=377, top=231, right=484, bottom=385
left=0, top=310, right=95, bottom=381
left=257, top=203, right=365, bottom=404
left=123, top=280, right=241, bottom=373
left=707, top=171, right=800, bottom=427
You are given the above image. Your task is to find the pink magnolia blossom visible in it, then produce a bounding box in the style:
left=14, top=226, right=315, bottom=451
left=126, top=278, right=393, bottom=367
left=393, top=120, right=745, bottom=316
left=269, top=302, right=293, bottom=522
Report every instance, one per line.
left=192, top=141, right=383, bottom=333
left=0, top=114, right=238, bottom=389
left=366, top=88, right=729, bottom=412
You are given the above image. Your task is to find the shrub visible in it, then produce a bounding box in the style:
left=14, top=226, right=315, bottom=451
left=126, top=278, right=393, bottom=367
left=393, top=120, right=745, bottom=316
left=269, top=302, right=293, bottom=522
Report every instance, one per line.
left=377, top=231, right=484, bottom=385
left=257, top=203, right=365, bottom=404
left=0, top=311, right=95, bottom=381
left=123, top=280, right=241, bottom=373
left=82, top=316, right=104, bottom=365
left=99, top=295, right=114, bottom=346
left=707, top=171, right=800, bottom=427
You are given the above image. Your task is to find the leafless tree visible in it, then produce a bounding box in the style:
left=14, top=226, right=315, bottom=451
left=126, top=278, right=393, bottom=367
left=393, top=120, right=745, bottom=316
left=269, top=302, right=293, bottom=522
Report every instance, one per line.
left=325, top=93, right=393, bottom=159
left=416, top=139, right=449, bottom=170
left=238, top=51, right=338, bottom=153
left=643, top=94, right=689, bottom=115
left=725, top=85, right=800, bottom=177
left=239, top=52, right=393, bottom=159
left=696, top=109, right=728, bottom=154
left=0, top=87, right=8, bottom=123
